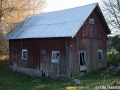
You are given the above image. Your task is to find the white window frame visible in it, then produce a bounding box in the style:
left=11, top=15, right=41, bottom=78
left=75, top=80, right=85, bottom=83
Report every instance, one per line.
left=22, top=49, right=27, bottom=60
left=98, top=50, right=103, bottom=61
left=51, top=51, right=60, bottom=64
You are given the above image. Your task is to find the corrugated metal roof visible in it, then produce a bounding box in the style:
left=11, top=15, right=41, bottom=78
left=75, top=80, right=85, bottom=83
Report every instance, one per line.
left=4, top=3, right=98, bottom=39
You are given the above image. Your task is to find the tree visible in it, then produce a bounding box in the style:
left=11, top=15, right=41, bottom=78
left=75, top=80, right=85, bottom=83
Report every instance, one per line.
left=101, top=0, right=120, bottom=34
left=0, top=0, right=46, bottom=55
left=111, top=35, right=120, bottom=52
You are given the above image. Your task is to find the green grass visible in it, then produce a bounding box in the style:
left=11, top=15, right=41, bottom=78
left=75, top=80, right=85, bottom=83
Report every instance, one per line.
left=0, top=60, right=120, bottom=90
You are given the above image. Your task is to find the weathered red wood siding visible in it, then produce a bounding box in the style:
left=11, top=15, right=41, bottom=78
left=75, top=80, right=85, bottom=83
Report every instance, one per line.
left=9, top=38, right=71, bottom=77
left=71, top=9, right=107, bottom=76
left=9, top=9, right=108, bottom=77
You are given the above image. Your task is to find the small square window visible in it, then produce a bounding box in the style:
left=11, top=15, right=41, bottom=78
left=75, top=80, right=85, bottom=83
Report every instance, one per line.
left=89, top=18, right=94, bottom=24
left=22, top=49, right=27, bottom=60
left=51, top=51, right=60, bottom=63
left=98, top=50, right=103, bottom=60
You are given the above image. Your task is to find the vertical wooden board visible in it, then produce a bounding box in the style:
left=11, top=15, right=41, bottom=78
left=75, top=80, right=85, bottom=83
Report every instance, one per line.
left=46, top=44, right=51, bottom=73
left=85, top=38, right=90, bottom=72
left=96, top=39, right=98, bottom=70
left=73, top=39, right=76, bottom=75
left=18, top=40, right=21, bottom=67
left=92, top=39, right=96, bottom=71
left=95, top=39, right=98, bottom=70
left=40, top=51, right=46, bottom=70
left=104, top=39, right=107, bottom=67
left=76, top=37, right=79, bottom=74
left=34, top=47, right=39, bottom=69
left=9, top=41, right=12, bottom=64
left=28, top=45, right=32, bottom=68
left=89, top=25, right=93, bottom=37
left=71, top=39, right=75, bottom=76
left=66, top=40, right=71, bottom=76
left=9, top=40, right=13, bottom=65
left=96, top=16, right=100, bottom=37
left=63, top=46, right=67, bottom=75
left=84, top=22, right=89, bottom=37
left=89, top=39, right=92, bottom=72
left=74, top=38, right=77, bottom=75
left=51, top=63, right=59, bottom=74
left=12, top=48, right=17, bottom=66
left=58, top=41, right=62, bottom=74
left=27, top=40, right=30, bottom=68
left=97, top=39, right=100, bottom=69
left=62, top=50, right=65, bottom=75
left=90, top=39, right=94, bottom=71
left=17, top=46, right=19, bottom=66
left=88, top=38, right=92, bottom=72
left=93, top=39, right=96, bottom=71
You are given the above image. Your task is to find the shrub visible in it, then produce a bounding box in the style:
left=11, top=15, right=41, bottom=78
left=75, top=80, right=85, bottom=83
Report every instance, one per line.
left=107, top=51, right=120, bottom=66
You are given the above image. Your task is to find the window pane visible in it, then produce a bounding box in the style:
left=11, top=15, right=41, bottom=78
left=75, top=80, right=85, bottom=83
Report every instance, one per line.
left=98, top=50, right=103, bottom=60
left=56, top=53, right=59, bottom=59
left=53, top=53, right=56, bottom=59
left=52, top=52, right=59, bottom=59
left=23, top=51, right=27, bottom=59
left=98, top=52, right=102, bottom=60
left=22, top=49, right=27, bottom=60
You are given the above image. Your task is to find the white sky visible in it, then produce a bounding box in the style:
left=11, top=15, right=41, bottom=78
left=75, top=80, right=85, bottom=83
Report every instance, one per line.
left=44, top=0, right=100, bottom=12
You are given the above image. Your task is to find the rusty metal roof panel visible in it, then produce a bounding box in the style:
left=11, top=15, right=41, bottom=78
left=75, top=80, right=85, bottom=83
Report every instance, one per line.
left=4, top=3, right=98, bottom=39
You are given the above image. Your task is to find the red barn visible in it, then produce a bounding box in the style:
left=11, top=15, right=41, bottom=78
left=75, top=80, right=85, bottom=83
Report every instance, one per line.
left=4, top=3, right=111, bottom=78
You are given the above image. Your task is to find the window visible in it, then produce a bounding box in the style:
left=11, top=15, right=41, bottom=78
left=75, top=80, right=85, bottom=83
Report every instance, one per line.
left=89, top=18, right=94, bottom=24
left=98, top=50, right=103, bottom=60
left=51, top=51, right=60, bottom=63
left=22, top=49, right=27, bottom=60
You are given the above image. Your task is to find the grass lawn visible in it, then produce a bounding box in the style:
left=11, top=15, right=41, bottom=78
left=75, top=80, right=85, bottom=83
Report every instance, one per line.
left=0, top=60, right=120, bottom=90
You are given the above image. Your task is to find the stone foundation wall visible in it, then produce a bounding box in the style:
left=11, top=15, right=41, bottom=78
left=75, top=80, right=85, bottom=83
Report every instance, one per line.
left=9, top=65, right=45, bottom=76
left=9, top=65, right=71, bottom=79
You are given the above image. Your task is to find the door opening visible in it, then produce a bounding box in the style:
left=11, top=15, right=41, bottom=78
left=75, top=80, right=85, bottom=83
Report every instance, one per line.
left=79, top=51, right=86, bottom=72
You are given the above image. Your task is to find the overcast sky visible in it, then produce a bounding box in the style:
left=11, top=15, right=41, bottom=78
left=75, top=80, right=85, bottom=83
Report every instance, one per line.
left=44, top=0, right=100, bottom=12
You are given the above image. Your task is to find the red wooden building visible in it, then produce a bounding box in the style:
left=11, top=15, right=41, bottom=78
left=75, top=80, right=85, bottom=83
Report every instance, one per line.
left=4, top=3, right=111, bottom=78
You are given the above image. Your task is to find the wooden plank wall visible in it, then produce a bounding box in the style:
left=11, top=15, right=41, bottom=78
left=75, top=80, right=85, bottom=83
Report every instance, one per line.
left=71, top=9, right=107, bottom=76
left=9, top=38, right=71, bottom=76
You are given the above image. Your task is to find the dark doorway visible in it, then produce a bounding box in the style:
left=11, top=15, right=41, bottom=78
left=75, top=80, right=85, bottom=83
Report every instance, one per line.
left=79, top=51, right=86, bottom=72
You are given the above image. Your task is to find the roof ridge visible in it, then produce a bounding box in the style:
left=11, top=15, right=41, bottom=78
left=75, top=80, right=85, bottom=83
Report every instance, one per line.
left=30, top=2, right=98, bottom=16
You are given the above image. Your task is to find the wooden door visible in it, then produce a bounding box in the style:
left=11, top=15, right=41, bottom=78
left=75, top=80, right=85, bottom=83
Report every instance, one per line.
left=51, top=51, right=59, bottom=75
left=40, top=51, right=46, bottom=71
left=52, top=63, right=59, bottom=74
